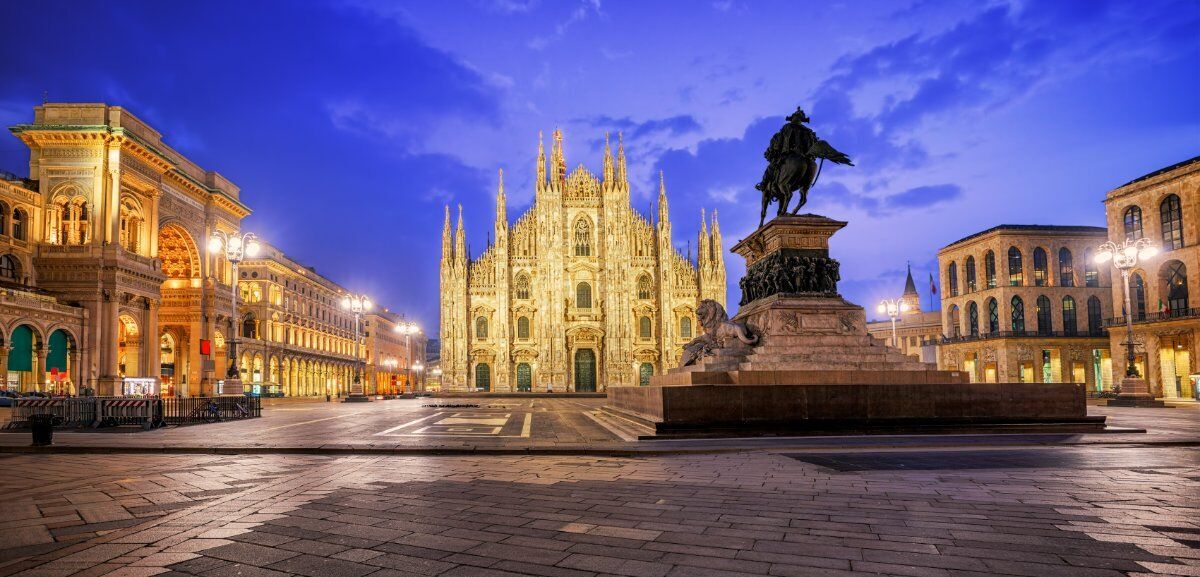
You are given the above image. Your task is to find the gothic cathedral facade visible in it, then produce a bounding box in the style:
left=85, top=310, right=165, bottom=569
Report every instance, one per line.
left=439, top=130, right=727, bottom=392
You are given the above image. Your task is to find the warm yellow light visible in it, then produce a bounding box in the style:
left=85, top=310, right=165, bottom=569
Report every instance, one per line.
left=207, top=236, right=223, bottom=253
left=245, top=240, right=261, bottom=257
left=877, top=304, right=887, bottom=314
left=1123, top=245, right=1138, bottom=259
left=1139, top=246, right=1158, bottom=259
left=341, top=296, right=351, bottom=310
left=899, top=302, right=910, bottom=313
left=1094, top=250, right=1112, bottom=264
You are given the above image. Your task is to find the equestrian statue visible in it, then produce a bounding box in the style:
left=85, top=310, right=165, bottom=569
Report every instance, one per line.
left=755, top=107, right=853, bottom=227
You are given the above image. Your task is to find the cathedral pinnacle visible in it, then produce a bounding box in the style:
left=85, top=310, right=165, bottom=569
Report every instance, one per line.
left=455, top=203, right=466, bottom=263
left=551, top=127, right=566, bottom=188
left=616, top=131, right=627, bottom=183
left=536, top=131, right=546, bottom=185
left=657, top=170, right=669, bottom=225
left=442, top=204, right=452, bottom=261
left=496, top=168, right=506, bottom=225
left=603, top=132, right=614, bottom=182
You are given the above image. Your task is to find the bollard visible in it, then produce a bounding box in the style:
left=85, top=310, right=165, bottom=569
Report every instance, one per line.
left=326, top=394, right=331, bottom=402
left=29, top=413, right=55, bottom=446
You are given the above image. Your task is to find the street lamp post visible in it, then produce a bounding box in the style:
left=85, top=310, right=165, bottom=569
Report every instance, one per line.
left=394, top=322, right=421, bottom=394
left=876, top=298, right=909, bottom=348
left=208, top=231, right=260, bottom=392
left=341, top=293, right=372, bottom=402
left=1095, top=238, right=1162, bottom=405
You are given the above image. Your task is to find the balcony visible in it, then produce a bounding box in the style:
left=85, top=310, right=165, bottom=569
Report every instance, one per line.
left=941, top=329, right=1108, bottom=344
left=1104, top=307, right=1200, bottom=327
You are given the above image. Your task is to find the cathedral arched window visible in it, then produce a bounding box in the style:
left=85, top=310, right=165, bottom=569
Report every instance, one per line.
left=1036, top=295, right=1052, bottom=335
left=576, top=282, right=592, bottom=309
left=1161, top=194, right=1183, bottom=251
left=573, top=218, right=591, bottom=256
left=639, top=316, right=651, bottom=339
left=1062, top=296, right=1077, bottom=335
left=1033, top=248, right=1048, bottom=286
left=964, top=256, right=976, bottom=293
left=1058, top=248, right=1074, bottom=287
left=1007, top=247, right=1023, bottom=286
left=637, top=273, right=652, bottom=299
left=984, top=250, right=996, bottom=288
left=514, top=273, right=530, bottom=300
left=1124, top=206, right=1143, bottom=241
left=987, top=298, right=999, bottom=333
left=967, top=301, right=979, bottom=337
left=475, top=316, right=488, bottom=339
left=1011, top=296, right=1025, bottom=333
left=947, top=262, right=958, bottom=296
left=680, top=316, right=692, bottom=339
left=517, top=316, right=530, bottom=340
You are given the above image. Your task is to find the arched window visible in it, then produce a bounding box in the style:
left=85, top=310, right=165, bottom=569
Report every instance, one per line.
left=1033, top=248, right=1048, bottom=286
left=573, top=218, right=591, bottom=256
left=637, top=274, right=652, bottom=299
left=0, top=254, right=16, bottom=281
left=1164, top=261, right=1189, bottom=314
left=514, top=274, right=530, bottom=300
left=1124, top=206, right=1143, bottom=241
left=1084, top=248, right=1100, bottom=287
left=967, top=301, right=979, bottom=337
left=1062, top=296, right=1077, bottom=335
left=947, top=262, right=959, bottom=296
left=242, top=315, right=257, bottom=339
left=1058, top=248, right=1074, bottom=287
left=1036, top=295, right=1052, bottom=335
left=1011, top=296, right=1026, bottom=333
left=984, top=250, right=996, bottom=288
left=475, top=316, right=488, bottom=339
left=680, top=316, right=692, bottom=339
left=987, top=298, right=999, bottom=333
left=947, top=305, right=960, bottom=337
left=0, top=201, right=8, bottom=236
left=475, top=363, right=490, bottom=391
left=11, top=208, right=25, bottom=241
left=1132, top=272, right=1147, bottom=320
left=639, top=316, right=651, bottom=339
left=517, top=316, right=530, bottom=339
left=1087, top=296, right=1103, bottom=333
left=576, top=282, right=592, bottom=309
left=1161, top=194, right=1183, bottom=251
left=1007, top=247, right=1023, bottom=286
left=965, top=256, right=977, bottom=293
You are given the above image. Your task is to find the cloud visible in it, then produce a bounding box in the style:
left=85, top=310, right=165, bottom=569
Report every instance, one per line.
left=528, top=0, right=602, bottom=50
left=580, top=114, right=702, bottom=140
left=885, top=183, right=962, bottom=209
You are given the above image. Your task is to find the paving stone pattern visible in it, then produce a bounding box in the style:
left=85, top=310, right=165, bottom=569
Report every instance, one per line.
left=0, top=447, right=1198, bottom=576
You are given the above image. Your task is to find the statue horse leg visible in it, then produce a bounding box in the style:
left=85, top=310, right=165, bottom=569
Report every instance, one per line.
left=790, top=157, right=819, bottom=215
left=759, top=191, right=769, bottom=228
left=778, top=190, right=791, bottom=217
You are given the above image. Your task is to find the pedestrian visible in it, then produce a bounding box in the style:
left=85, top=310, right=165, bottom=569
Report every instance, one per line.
left=326, top=393, right=331, bottom=402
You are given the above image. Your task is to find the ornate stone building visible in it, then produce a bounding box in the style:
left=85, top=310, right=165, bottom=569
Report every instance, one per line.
left=363, top=310, right=428, bottom=394
left=865, top=265, right=941, bottom=362
left=440, top=130, right=727, bottom=392
left=937, top=225, right=1113, bottom=388
left=0, top=102, right=419, bottom=397
left=1102, top=156, right=1200, bottom=400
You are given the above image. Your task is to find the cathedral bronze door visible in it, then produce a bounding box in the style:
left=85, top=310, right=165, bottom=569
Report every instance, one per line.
left=516, top=363, right=532, bottom=392
left=574, top=349, right=596, bottom=392
left=639, top=362, right=654, bottom=386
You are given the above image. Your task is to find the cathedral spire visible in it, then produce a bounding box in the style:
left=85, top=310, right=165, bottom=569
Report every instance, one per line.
left=551, top=127, right=566, bottom=189
left=899, top=262, right=922, bottom=313
left=698, top=208, right=709, bottom=268
left=495, top=168, right=506, bottom=227
left=455, top=203, right=466, bottom=263
left=442, top=204, right=452, bottom=262
left=536, top=131, right=546, bottom=185
left=657, top=170, right=669, bottom=225
left=616, top=131, right=627, bottom=183
left=602, top=132, right=614, bottom=182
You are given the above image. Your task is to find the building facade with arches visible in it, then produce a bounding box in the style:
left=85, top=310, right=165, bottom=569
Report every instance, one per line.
left=937, top=225, right=1113, bottom=389
left=0, top=103, right=419, bottom=397
left=439, top=130, right=727, bottom=392
left=1103, top=156, right=1200, bottom=401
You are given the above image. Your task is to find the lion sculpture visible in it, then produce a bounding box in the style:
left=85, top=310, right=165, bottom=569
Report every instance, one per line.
left=680, top=299, right=759, bottom=367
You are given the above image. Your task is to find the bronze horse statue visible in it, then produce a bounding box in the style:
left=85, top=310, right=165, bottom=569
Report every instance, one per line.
left=755, top=107, right=853, bottom=227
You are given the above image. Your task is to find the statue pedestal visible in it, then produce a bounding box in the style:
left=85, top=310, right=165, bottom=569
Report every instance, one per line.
left=605, top=214, right=1105, bottom=437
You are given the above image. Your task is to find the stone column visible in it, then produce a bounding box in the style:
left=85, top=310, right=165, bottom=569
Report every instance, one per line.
left=0, top=347, right=9, bottom=390
left=145, top=300, right=160, bottom=393
left=96, top=296, right=122, bottom=396
left=34, top=348, right=47, bottom=392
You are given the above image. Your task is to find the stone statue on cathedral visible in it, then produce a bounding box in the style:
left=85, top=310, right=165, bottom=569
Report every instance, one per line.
left=756, top=106, right=854, bottom=227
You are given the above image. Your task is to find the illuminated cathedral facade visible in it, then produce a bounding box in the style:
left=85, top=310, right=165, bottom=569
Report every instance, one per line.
left=439, top=130, right=727, bottom=392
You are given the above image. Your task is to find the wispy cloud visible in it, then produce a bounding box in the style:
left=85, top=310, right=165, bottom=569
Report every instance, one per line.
left=528, top=0, right=602, bottom=50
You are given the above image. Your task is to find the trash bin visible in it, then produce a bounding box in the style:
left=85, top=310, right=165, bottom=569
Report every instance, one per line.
left=29, top=413, right=56, bottom=446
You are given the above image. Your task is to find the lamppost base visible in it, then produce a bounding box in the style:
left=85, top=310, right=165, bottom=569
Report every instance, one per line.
left=1106, top=378, right=1167, bottom=407
left=342, top=393, right=372, bottom=403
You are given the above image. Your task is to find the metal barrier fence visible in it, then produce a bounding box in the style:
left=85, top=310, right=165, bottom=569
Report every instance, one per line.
left=5, top=396, right=261, bottom=429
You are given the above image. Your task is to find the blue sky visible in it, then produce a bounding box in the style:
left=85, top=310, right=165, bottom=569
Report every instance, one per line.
left=1, top=0, right=1197, bottom=331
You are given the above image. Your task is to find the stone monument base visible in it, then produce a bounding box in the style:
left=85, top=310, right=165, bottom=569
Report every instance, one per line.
left=604, top=214, right=1107, bottom=437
